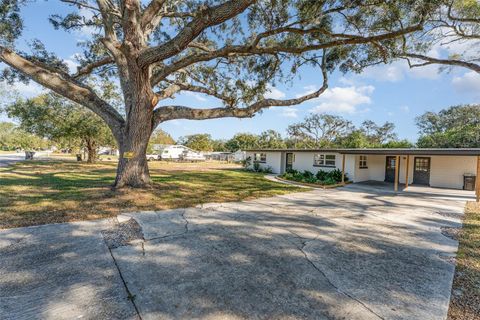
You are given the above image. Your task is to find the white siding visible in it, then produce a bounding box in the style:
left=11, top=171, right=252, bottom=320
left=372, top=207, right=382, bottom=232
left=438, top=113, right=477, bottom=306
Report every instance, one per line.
left=245, top=151, right=282, bottom=173
left=430, top=156, right=476, bottom=189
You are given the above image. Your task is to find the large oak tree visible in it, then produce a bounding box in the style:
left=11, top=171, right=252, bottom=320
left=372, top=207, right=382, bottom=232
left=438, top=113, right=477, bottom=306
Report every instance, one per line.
left=0, top=0, right=436, bottom=188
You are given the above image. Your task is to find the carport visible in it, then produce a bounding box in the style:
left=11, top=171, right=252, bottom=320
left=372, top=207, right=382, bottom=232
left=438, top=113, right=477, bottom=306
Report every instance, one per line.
left=338, top=148, right=480, bottom=202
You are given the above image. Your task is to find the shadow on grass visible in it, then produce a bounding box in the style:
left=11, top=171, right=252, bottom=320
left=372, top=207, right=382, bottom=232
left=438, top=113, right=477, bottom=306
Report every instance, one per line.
left=0, top=161, right=301, bottom=228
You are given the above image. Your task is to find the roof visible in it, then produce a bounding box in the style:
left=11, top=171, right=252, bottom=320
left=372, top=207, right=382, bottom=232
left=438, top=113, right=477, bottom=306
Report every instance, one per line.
left=245, top=148, right=480, bottom=156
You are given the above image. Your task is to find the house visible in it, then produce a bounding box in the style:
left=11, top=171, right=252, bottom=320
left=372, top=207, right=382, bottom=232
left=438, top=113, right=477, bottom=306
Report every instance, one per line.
left=203, top=152, right=232, bottom=161
left=246, top=148, right=480, bottom=200
left=233, top=150, right=247, bottom=163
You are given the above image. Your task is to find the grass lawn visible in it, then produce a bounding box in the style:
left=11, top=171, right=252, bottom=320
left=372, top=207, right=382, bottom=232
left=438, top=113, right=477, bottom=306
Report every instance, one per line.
left=0, top=160, right=303, bottom=229
left=448, top=202, right=480, bottom=320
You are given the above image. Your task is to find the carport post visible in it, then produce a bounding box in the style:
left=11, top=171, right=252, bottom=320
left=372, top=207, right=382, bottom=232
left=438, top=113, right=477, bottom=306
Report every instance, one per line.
left=394, top=155, right=400, bottom=192
left=405, top=155, right=410, bottom=189
left=476, top=156, right=480, bottom=202
left=341, top=154, right=346, bottom=185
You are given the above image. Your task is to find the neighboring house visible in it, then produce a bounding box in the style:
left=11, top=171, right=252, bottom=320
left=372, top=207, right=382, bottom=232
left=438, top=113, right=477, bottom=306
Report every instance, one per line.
left=204, top=152, right=232, bottom=161
left=233, top=150, right=247, bottom=162
left=246, top=148, right=480, bottom=193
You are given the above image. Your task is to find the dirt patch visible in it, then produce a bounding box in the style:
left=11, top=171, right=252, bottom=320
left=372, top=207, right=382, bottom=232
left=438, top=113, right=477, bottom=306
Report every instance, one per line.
left=103, top=219, right=144, bottom=249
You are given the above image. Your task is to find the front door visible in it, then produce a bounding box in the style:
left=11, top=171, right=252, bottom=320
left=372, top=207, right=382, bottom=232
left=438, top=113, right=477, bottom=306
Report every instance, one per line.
left=285, top=153, right=294, bottom=172
left=413, top=157, right=431, bottom=185
left=385, top=156, right=398, bottom=183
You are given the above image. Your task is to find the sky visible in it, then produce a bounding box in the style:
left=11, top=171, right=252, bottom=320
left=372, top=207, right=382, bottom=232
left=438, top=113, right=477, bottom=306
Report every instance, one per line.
left=1, top=1, right=480, bottom=143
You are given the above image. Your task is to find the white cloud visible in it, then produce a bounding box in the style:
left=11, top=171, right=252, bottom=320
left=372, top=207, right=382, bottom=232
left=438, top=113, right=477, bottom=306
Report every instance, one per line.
left=184, top=91, right=207, bottom=101
left=452, top=71, right=480, bottom=96
left=310, top=85, right=374, bottom=114
left=278, top=107, right=298, bottom=118
left=11, top=82, right=44, bottom=97
left=295, top=85, right=318, bottom=98
left=360, top=59, right=441, bottom=82
left=400, top=105, right=410, bottom=113
left=264, top=86, right=286, bottom=99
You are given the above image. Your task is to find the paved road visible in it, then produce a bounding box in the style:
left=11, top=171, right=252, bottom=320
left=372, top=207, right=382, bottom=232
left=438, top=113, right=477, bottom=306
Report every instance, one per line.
left=0, top=184, right=471, bottom=320
left=0, top=153, right=25, bottom=167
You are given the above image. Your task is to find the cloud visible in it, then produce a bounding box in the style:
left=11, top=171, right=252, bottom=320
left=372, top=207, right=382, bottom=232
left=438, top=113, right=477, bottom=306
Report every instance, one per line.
left=360, top=58, right=440, bottom=82
left=184, top=91, right=207, bottom=101
left=277, top=107, right=298, bottom=118
left=310, top=85, right=374, bottom=114
left=264, top=86, right=286, bottom=99
left=452, top=71, right=480, bottom=96
left=400, top=105, right=410, bottom=113
left=12, top=82, right=44, bottom=97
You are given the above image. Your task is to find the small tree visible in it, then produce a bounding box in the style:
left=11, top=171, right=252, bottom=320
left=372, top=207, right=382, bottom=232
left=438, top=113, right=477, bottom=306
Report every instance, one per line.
left=147, top=129, right=175, bottom=153
left=287, top=113, right=353, bottom=148
left=179, top=134, right=214, bottom=152
left=257, top=130, right=287, bottom=149
left=225, top=133, right=259, bottom=152
left=6, top=94, right=115, bottom=163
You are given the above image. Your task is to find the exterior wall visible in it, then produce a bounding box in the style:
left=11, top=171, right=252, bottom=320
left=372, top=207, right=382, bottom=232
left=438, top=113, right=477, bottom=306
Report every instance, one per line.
left=247, top=151, right=477, bottom=190
left=430, top=156, right=476, bottom=189
left=245, top=151, right=282, bottom=173
left=352, top=154, right=476, bottom=189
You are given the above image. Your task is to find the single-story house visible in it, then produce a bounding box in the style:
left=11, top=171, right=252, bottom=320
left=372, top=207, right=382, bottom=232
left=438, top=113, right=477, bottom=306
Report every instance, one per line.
left=246, top=148, right=480, bottom=200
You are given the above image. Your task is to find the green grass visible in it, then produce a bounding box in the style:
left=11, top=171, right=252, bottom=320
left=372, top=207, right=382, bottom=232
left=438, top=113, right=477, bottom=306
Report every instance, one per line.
left=448, top=202, right=480, bottom=319
left=0, top=160, right=303, bottom=228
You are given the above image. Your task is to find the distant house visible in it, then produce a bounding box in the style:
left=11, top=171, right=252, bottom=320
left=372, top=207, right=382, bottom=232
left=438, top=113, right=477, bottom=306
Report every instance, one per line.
left=246, top=148, right=480, bottom=194
left=203, top=152, right=232, bottom=161
left=233, top=150, right=247, bottom=162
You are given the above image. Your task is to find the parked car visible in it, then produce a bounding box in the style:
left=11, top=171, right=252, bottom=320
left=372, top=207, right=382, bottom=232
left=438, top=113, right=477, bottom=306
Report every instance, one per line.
left=146, top=154, right=159, bottom=161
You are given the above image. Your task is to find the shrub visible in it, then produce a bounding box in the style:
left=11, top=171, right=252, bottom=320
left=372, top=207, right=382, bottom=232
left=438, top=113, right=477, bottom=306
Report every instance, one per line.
left=316, top=170, right=328, bottom=181
left=253, top=162, right=260, bottom=172
left=327, top=169, right=343, bottom=182
left=303, top=170, right=315, bottom=179
left=243, top=156, right=252, bottom=168
left=323, top=177, right=337, bottom=185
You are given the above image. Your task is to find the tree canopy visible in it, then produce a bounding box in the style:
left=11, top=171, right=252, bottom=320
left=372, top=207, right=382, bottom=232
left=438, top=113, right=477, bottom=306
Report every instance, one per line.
left=5, top=94, right=115, bottom=162
left=416, top=104, right=480, bottom=148
left=0, top=0, right=440, bottom=187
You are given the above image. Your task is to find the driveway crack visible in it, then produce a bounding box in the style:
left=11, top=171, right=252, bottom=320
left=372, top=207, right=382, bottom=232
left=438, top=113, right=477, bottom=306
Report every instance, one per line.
left=104, top=241, right=143, bottom=320
left=284, top=231, right=385, bottom=320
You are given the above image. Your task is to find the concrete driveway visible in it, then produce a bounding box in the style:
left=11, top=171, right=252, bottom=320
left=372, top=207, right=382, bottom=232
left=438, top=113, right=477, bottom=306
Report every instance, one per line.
left=0, top=185, right=470, bottom=320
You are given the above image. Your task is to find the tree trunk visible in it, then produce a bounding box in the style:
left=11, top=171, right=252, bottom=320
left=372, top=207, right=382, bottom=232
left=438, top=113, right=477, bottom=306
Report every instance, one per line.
left=113, top=70, right=155, bottom=189
left=85, top=138, right=97, bottom=163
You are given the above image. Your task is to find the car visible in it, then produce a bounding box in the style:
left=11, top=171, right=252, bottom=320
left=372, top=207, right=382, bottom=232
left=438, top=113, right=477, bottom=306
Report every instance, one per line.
left=146, top=154, right=159, bottom=161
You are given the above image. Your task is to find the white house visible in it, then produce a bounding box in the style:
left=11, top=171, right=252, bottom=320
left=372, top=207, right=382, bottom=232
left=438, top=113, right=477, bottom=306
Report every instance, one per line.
left=246, top=148, right=480, bottom=196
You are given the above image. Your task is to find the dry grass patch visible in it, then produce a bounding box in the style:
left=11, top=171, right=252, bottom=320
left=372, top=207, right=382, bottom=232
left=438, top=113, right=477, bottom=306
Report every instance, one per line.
left=0, top=160, right=302, bottom=229
left=448, top=201, right=480, bottom=320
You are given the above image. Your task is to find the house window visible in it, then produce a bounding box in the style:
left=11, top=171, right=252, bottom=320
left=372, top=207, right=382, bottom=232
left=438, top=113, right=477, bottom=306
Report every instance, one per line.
left=254, top=153, right=267, bottom=163
left=359, top=155, right=368, bottom=169
left=313, top=154, right=336, bottom=167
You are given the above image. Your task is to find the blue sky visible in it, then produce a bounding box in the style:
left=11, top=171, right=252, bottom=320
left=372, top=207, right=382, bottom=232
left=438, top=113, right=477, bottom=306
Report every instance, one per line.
left=2, top=1, right=480, bottom=143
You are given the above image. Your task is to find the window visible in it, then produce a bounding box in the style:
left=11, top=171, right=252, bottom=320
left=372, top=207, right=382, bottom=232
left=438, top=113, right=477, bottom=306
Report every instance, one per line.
left=359, top=155, right=368, bottom=169
left=415, top=158, right=430, bottom=172
left=313, top=154, right=336, bottom=167
left=254, top=153, right=267, bottom=163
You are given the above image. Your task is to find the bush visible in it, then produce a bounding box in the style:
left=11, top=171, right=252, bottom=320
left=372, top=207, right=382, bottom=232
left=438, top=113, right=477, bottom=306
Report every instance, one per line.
left=316, top=170, right=328, bottom=181
left=303, top=170, right=315, bottom=179
left=253, top=162, right=260, bottom=172
left=327, top=169, right=343, bottom=182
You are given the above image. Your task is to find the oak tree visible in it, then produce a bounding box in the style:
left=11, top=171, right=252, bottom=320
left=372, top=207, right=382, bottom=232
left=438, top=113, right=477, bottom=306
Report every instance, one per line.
left=0, top=0, right=434, bottom=187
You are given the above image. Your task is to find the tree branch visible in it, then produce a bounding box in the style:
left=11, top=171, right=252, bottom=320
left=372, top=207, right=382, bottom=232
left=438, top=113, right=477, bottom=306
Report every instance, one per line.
left=153, top=52, right=329, bottom=126
left=0, top=47, right=125, bottom=135
left=151, top=23, right=422, bottom=86
left=72, top=56, right=115, bottom=78
left=403, top=53, right=480, bottom=73
left=138, top=0, right=255, bottom=67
